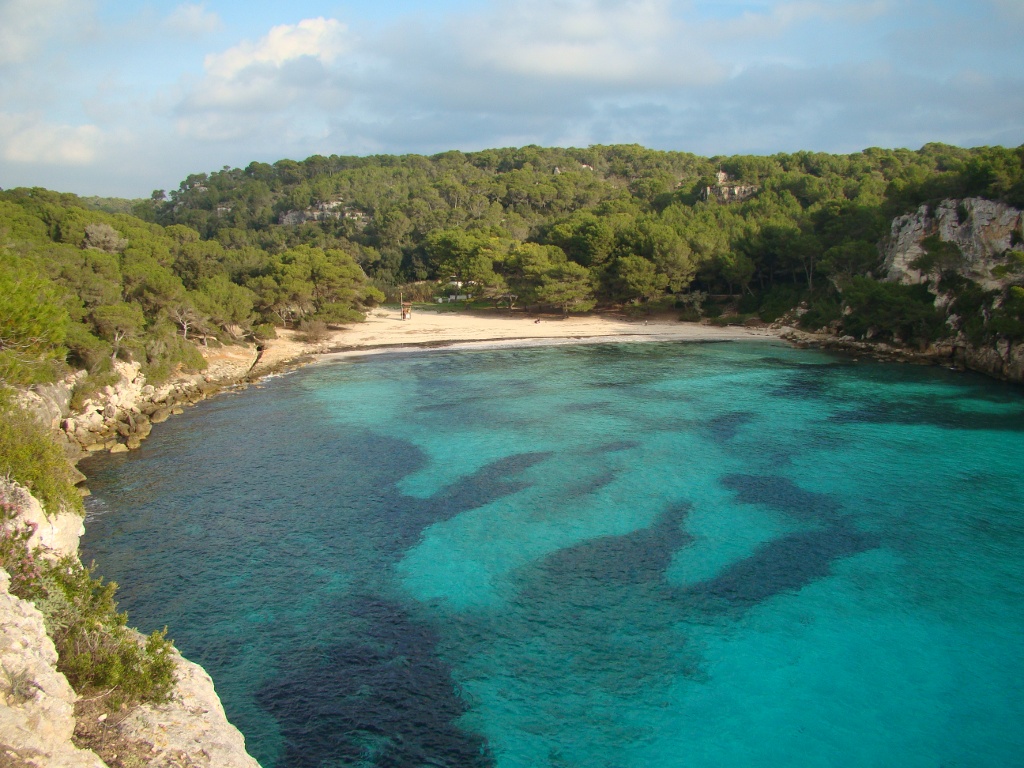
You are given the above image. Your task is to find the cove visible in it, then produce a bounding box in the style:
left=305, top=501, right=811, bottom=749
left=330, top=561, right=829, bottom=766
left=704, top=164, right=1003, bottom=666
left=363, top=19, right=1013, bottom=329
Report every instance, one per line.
left=80, top=340, right=1024, bottom=767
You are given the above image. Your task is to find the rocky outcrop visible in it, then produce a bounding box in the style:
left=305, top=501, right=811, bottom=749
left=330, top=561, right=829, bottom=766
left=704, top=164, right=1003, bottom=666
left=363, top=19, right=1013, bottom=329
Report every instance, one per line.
left=58, top=344, right=258, bottom=461
left=3, top=340, right=270, bottom=768
left=853, top=197, right=1024, bottom=383
left=108, top=653, right=261, bottom=768
left=279, top=200, right=368, bottom=227
left=782, top=326, right=1024, bottom=383
left=0, top=569, right=107, bottom=768
left=15, top=374, right=84, bottom=434
left=1, top=481, right=83, bottom=561
left=882, top=197, right=1024, bottom=289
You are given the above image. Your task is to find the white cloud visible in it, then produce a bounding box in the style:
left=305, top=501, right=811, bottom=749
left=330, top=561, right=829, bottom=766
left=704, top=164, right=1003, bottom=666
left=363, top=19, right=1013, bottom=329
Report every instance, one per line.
left=204, top=17, right=349, bottom=80
left=164, top=3, right=222, bottom=36
left=0, top=113, right=105, bottom=165
left=177, top=17, right=353, bottom=122
left=0, top=0, right=82, bottom=65
left=454, top=0, right=723, bottom=85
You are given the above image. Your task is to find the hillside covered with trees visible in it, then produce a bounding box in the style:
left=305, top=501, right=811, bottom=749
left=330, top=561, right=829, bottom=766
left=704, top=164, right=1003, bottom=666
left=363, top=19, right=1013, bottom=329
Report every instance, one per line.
left=1, top=141, right=1022, bottom=736
left=2, top=142, right=1024, bottom=399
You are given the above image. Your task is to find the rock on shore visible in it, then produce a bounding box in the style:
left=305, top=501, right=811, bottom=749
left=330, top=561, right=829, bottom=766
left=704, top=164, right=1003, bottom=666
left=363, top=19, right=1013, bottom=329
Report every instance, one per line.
left=15, top=343, right=259, bottom=464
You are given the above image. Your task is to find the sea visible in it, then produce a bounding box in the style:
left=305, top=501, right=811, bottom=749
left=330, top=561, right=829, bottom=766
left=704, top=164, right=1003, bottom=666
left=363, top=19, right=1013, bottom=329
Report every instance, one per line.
left=79, top=339, right=1024, bottom=768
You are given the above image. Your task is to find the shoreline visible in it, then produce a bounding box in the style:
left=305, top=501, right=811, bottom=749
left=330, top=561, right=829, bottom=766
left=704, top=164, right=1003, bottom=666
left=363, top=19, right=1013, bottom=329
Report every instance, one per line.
left=46, top=309, right=1007, bottom=767
left=252, top=308, right=784, bottom=373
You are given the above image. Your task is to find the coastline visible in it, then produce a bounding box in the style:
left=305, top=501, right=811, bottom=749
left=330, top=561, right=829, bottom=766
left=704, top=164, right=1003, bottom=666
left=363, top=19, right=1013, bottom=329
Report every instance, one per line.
left=13, top=312, right=778, bottom=767
left=38, top=309, right=1009, bottom=766
left=252, top=308, right=783, bottom=374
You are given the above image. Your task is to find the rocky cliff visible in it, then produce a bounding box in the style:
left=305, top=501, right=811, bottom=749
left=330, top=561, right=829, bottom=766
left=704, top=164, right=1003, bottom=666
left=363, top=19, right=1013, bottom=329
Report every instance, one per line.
left=0, top=567, right=107, bottom=768
left=880, top=197, right=1024, bottom=382
left=1, top=342, right=264, bottom=768
left=16, top=344, right=259, bottom=465
left=882, top=197, right=1023, bottom=290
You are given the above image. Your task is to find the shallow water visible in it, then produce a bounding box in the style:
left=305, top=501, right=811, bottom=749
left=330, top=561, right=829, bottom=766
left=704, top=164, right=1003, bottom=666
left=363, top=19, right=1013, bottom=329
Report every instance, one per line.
left=80, top=341, right=1024, bottom=767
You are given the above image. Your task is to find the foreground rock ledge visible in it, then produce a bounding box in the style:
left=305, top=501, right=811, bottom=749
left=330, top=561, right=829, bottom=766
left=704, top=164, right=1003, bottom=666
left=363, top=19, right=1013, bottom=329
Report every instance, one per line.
left=0, top=478, right=262, bottom=768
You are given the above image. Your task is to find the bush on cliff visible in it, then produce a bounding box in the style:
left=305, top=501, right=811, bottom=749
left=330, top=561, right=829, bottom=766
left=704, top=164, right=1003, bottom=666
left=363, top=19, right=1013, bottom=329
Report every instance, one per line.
left=0, top=496, right=177, bottom=708
left=0, top=404, right=83, bottom=517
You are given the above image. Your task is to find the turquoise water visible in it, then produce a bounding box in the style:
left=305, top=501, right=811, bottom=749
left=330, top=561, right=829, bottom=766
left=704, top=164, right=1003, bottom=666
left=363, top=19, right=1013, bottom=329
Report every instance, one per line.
left=80, top=341, right=1024, bottom=767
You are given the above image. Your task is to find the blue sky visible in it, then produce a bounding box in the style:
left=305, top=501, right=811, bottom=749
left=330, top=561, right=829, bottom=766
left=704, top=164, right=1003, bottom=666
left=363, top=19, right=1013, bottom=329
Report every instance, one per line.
left=1, top=0, right=1022, bottom=197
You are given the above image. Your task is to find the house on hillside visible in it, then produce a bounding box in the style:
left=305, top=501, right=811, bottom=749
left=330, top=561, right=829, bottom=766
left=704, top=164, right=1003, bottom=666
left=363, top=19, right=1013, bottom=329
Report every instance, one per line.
left=702, top=171, right=759, bottom=203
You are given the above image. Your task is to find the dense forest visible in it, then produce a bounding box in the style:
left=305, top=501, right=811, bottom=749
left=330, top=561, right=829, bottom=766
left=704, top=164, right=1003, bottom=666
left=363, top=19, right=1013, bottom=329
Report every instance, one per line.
left=3, top=142, right=1024, bottom=396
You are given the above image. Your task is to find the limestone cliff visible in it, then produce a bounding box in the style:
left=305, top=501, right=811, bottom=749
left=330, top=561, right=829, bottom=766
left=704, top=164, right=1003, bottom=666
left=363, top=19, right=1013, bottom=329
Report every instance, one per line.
left=2, top=342, right=264, bottom=767
left=882, top=197, right=1023, bottom=290
left=0, top=568, right=107, bottom=768
left=804, top=197, right=1024, bottom=382
left=0, top=479, right=262, bottom=768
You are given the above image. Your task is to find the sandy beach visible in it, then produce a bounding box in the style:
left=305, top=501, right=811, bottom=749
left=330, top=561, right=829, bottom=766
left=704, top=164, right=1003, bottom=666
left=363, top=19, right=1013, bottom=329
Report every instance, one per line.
left=251, top=308, right=783, bottom=374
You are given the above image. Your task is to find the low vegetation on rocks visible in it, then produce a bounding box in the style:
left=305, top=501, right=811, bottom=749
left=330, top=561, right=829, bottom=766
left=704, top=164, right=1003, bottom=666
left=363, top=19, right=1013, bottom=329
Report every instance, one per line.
left=0, top=478, right=177, bottom=711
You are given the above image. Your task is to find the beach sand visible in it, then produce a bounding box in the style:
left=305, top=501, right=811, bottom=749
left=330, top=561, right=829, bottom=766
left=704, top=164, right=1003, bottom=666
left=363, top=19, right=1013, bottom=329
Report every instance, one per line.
left=252, top=308, right=783, bottom=374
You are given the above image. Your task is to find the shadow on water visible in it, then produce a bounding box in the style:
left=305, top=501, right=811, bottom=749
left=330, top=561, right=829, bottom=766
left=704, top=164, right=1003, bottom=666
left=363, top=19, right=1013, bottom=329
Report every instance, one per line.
left=720, top=474, right=841, bottom=521
left=684, top=473, right=878, bottom=609
left=829, top=398, right=1024, bottom=431
left=703, top=412, right=756, bottom=443
left=682, top=521, right=880, bottom=609
left=253, top=448, right=556, bottom=767
left=257, top=596, right=494, bottom=768
left=521, top=473, right=876, bottom=619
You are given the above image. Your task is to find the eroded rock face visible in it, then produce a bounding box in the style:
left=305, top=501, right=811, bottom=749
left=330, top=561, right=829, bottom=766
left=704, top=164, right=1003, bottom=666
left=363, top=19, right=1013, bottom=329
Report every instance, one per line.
left=15, top=373, right=84, bottom=433
left=112, top=653, right=262, bottom=768
left=883, top=198, right=1024, bottom=289
left=58, top=343, right=258, bottom=456
left=1, top=481, right=84, bottom=561
left=0, top=569, right=108, bottom=768
left=1, top=481, right=263, bottom=768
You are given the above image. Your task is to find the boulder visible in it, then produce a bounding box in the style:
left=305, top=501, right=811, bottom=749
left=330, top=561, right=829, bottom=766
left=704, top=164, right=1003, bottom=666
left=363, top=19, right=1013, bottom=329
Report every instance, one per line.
left=150, top=408, right=172, bottom=424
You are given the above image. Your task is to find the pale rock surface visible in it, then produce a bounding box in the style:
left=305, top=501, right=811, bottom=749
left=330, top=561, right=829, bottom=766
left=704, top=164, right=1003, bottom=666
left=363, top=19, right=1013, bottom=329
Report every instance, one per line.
left=0, top=569, right=107, bottom=768
left=1, top=481, right=263, bottom=768
left=883, top=197, right=1023, bottom=288
left=14, top=372, right=84, bottom=432
left=2, top=481, right=84, bottom=561
left=112, top=652, right=262, bottom=768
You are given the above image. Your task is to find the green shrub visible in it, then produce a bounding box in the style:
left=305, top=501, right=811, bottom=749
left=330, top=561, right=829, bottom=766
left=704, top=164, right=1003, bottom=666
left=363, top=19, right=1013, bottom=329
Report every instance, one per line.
left=755, top=285, right=807, bottom=322
left=295, top=319, right=330, bottom=342
left=986, top=286, right=1024, bottom=343
left=840, top=277, right=947, bottom=346
left=252, top=322, right=277, bottom=341
left=40, top=558, right=176, bottom=707
left=707, top=313, right=756, bottom=326
left=702, top=301, right=724, bottom=318
left=0, top=407, right=83, bottom=516
left=911, top=235, right=963, bottom=275
left=64, top=322, right=113, bottom=374
left=798, top=296, right=843, bottom=331
left=737, top=292, right=761, bottom=314
left=141, top=334, right=207, bottom=385
left=0, top=502, right=176, bottom=708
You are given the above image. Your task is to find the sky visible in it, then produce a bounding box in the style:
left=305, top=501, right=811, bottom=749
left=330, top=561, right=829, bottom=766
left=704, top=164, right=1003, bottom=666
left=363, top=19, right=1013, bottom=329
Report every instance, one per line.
left=1, top=0, right=1022, bottom=198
